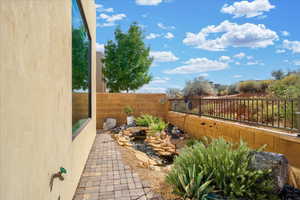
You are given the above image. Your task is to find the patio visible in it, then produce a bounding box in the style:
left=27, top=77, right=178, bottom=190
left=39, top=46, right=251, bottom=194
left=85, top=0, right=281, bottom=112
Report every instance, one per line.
left=73, top=132, right=162, bottom=200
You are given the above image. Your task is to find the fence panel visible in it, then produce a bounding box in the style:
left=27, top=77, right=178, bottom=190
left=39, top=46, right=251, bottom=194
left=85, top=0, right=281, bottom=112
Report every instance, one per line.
left=169, top=97, right=298, bottom=132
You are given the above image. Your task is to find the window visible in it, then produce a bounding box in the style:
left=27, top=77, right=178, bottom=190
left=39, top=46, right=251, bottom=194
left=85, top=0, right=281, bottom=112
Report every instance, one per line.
left=72, top=0, right=92, bottom=137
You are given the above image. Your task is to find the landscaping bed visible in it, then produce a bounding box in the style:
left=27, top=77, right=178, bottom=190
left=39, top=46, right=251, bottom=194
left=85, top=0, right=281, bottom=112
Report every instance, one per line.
left=108, top=114, right=300, bottom=200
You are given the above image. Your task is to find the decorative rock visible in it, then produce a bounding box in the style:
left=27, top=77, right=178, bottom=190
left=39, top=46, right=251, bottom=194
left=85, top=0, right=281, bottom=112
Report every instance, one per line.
left=103, top=118, right=117, bottom=130
left=250, top=151, right=288, bottom=193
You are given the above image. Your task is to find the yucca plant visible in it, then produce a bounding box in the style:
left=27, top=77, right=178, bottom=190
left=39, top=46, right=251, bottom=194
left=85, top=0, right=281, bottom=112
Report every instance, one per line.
left=166, top=138, right=279, bottom=200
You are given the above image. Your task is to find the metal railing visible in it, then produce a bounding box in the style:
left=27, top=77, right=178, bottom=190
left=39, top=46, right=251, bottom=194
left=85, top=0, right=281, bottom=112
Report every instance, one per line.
left=169, top=97, right=300, bottom=132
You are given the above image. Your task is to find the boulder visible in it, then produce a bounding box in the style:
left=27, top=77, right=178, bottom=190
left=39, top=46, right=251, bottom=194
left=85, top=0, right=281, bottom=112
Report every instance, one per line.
left=250, top=151, right=288, bottom=193
left=103, top=118, right=117, bottom=130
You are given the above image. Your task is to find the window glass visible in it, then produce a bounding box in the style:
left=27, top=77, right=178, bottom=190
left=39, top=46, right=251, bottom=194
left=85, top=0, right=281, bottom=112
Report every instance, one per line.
left=72, top=0, right=91, bottom=136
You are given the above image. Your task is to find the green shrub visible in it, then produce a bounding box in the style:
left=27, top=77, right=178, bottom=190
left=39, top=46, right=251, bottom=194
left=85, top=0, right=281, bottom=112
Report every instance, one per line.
left=135, top=114, right=159, bottom=127
left=237, top=80, right=273, bottom=94
left=268, top=74, right=300, bottom=98
left=186, top=139, right=199, bottom=147
left=149, top=119, right=168, bottom=133
left=167, top=165, right=213, bottom=200
left=166, top=138, right=279, bottom=200
left=123, top=106, right=134, bottom=116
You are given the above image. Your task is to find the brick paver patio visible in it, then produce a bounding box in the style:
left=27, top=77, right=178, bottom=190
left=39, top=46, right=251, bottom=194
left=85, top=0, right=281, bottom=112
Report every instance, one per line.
left=73, top=132, right=161, bottom=200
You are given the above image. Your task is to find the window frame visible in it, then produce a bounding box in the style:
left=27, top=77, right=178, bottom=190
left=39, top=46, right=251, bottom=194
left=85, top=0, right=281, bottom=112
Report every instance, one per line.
left=71, top=0, right=92, bottom=140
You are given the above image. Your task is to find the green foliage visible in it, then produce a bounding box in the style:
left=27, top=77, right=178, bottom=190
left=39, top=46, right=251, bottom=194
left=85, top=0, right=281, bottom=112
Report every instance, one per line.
left=72, top=27, right=89, bottom=90
left=135, top=114, right=159, bottom=127
left=268, top=73, right=300, bottom=98
left=237, top=80, right=273, bottom=94
left=123, top=106, right=134, bottom=116
left=183, top=77, right=216, bottom=97
left=102, top=23, right=153, bottom=92
left=166, top=138, right=279, bottom=200
left=227, top=84, right=239, bottom=95
left=149, top=119, right=168, bottom=133
left=214, top=84, right=228, bottom=96
left=271, top=70, right=285, bottom=80
left=167, top=165, right=213, bottom=200
left=186, top=139, right=199, bottom=147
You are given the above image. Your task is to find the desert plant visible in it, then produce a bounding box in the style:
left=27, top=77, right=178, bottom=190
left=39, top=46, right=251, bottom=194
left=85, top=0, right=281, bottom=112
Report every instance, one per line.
left=149, top=119, right=168, bottom=133
left=166, top=165, right=213, bottom=200
left=135, top=114, right=159, bottom=127
left=123, top=106, right=134, bottom=116
left=166, top=138, right=279, bottom=200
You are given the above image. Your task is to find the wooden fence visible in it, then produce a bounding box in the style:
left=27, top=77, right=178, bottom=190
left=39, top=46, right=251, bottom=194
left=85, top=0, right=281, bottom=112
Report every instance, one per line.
left=96, top=93, right=168, bottom=129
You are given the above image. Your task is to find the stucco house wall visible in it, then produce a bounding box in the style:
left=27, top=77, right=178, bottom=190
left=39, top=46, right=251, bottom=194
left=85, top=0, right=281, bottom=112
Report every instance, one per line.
left=0, top=0, right=96, bottom=199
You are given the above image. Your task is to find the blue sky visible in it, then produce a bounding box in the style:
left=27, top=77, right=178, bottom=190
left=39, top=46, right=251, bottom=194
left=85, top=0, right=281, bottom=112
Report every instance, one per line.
left=95, top=0, right=300, bottom=93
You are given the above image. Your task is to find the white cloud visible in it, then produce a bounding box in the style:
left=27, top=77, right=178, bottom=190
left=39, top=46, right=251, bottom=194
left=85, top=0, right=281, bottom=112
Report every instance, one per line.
left=151, top=77, right=170, bottom=84
left=283, top=40, right=300, bottom=53
left=95, top=3, right=114, bottom=13
left=164, top=57, right=228, bottom=74
left=247, top=56, right=254, bottom=60
left=96, top=43, right=105, bottom=53
left=95, top=3, right=103, bottom=9
left=135, top=0, right=163, bottom=6
left=99, top=13, right=126, bottom=22
left=233, top=75, right=243, bottom=78
left=276, top=49, right=286, bottom=54
left=146, top=33, right=161, bottom=40
left=246, top=60, right=264, bottom=65
left=97, top=13, right=126, bottom=27
left=221, top=0, right=275, bottom=18
left=219, top=56, right=231, bottom=62
left=165, top=32, right=174, bottom=39
left=294, top=60, right=300, bottom=66
left=235, top=62, right=241, bottom=65
left=150, top=51, right=179, bottom=63
left=183, top=20, right=278, bottom=51
left=234, top=52, right=246, bottom=59
left=281, top=31, right=290, bottom=37
left=157, top=23, right=175, bottom=30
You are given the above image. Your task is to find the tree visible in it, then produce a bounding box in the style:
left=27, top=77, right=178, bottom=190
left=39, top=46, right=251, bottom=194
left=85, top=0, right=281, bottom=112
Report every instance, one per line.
left=182, top=76, right=216, bottom=97
left=72, top=26, right=89, bottom=90
left=166, top=88, right=182, bottom=98
left=271, top=70, right=285, bottom=80
left=102, top=23, right=153, bottom=92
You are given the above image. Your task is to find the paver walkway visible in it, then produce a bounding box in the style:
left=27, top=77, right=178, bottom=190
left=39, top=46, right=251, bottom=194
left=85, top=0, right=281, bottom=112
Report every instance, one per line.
left=73, top=132, right=161, bottom=200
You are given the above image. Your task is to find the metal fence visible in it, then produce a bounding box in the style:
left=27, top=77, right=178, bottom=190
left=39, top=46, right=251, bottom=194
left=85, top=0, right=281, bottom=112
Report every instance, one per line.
left=169, top=97, right=300, bottom=132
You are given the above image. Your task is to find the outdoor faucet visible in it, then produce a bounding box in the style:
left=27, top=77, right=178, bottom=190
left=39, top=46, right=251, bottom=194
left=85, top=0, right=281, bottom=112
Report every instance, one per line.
left=49, top=167, right=67, bottom=191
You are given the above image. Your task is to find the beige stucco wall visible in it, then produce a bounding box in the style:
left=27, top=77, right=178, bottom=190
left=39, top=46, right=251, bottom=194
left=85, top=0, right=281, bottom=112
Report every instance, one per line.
left=0, top=0, right=96, bottom=200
